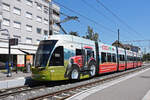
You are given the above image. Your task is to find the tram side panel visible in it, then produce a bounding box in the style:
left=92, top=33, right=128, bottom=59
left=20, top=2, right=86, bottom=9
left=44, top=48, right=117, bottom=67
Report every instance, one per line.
left=137, top=53, right=141, bottom=67
left=133, top=52, right=138, bottom=68
left=118, top=48, right=126, bottom=71
left=98, top=43, right=117, bottom=74
left=126, top=50, right=134, bottom=69
left=63, top=39, right=97, bottom=80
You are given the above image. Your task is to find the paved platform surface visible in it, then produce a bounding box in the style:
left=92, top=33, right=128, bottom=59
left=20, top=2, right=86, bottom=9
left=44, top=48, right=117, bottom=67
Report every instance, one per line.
left=67, top=66, right=150, bottom=100
left=0, top=71, right=31, bottom=89
left=0, top=71, right=31, bottom=81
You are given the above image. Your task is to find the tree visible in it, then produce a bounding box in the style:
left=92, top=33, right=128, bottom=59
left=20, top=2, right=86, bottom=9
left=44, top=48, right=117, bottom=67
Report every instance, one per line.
left=85, top=26, right=99, bottom=41
left=69, top=31, right=79, bottom=36
left=93, top=32, right=99, bottom=41
left=86, top=26, right=94, bottom=39
left=143, top=53, right=150, bottom=61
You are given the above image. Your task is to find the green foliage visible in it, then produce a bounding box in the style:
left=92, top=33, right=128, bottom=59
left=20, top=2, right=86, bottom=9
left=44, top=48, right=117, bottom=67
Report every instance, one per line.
left=143, top=53, right=150, bottom=61
left=85, top=26, right=99, bottom=41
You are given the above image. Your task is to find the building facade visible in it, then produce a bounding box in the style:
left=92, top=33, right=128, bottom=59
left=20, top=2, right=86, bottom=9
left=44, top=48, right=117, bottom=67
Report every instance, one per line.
left=1, top=0, right=50, bottom=43
left=0, top=0, right=2, bottom=28
left=112, top=40, right=141, bottom=53
left=0, top=0, right=60, bottom=69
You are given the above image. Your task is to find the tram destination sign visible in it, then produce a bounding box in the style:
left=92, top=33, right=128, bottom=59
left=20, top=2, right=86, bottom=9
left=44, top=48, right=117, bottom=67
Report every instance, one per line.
left=9, top=38, right=18, bottom=46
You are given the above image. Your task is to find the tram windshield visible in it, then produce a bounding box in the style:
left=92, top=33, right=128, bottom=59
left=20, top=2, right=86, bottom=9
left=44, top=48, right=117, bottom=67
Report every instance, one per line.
left=34, top=40, right=57, bottom=67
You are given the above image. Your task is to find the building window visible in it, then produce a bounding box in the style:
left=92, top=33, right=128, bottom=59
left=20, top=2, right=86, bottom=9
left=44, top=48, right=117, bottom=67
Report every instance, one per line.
left=13, top=7, right=21, bottom=15
left=36, top=39, right=40, bottom=44
left=26, top=37, right=32, bottom=44
left=3, top=18, right=10, bottom=26
left=37, top=28, right=41, bottom=34
left=44, top=30, right=48, bottom=35
left=2, top=3, right=10, bottom=11
left=13, top=35, right=21, bottom=42
left=1, top=33, right=9, bottom=36
left=37, top=3, right=42, bottom=11
left=44, top=6, right=49, bottom=14
left=17, top=0, right=21, bottom=2
left=26, top=12, right=32, bottom=19
left=36, top=16, right=42, bottom=22
left=26, top=25, right=32, bottom=32
left=44, top=18, right=48, bottom=24
left=26, top=0, right=33, bottom=6
left=13, top=21, right=21, bottom=29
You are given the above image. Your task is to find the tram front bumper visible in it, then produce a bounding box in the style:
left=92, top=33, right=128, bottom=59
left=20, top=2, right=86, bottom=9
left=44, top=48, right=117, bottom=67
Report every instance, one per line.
left=32, top=67, right=51, bottom=81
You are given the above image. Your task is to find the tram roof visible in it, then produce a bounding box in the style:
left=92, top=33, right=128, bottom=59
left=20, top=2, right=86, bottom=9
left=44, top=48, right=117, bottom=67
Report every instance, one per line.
left=49, top=34, right=95, bottom=45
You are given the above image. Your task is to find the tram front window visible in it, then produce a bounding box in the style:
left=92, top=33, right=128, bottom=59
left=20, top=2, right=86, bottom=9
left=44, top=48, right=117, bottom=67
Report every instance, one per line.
left=35, top=40, right=57, bottom=67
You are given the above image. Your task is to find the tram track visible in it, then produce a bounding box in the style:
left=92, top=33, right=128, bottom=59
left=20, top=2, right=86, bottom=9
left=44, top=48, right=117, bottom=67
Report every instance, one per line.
left=0, top=65, right=149, bottom=100
left=0, top=85, right=46, bottom=99
left=28, top=65, right=149, bottom=100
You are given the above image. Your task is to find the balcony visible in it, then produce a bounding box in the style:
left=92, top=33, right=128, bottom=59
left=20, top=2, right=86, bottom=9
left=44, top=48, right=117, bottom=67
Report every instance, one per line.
left=52, top=24, right=60, bottom=32
left=52, top=14, right=60, bottom=23
left=52, top=3, right=60, bottom=12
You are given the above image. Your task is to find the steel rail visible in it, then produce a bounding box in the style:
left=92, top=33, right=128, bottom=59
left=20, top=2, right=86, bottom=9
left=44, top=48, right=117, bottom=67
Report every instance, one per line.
left=28, top=65, right=148, bottom=100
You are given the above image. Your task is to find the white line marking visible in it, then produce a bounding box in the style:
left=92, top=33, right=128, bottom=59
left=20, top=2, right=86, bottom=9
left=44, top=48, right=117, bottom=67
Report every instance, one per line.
left=142, top=89, right=150, bottom=100
left=66, top=67, right=150, bottom=100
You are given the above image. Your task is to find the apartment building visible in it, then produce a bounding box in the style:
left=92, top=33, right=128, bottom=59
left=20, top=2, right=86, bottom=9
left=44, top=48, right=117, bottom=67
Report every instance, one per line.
left=1, top=0, right=50, bottom=43
left=0, top=0, right=2, bottom=28
left=0, top=0, right=60, bottom=69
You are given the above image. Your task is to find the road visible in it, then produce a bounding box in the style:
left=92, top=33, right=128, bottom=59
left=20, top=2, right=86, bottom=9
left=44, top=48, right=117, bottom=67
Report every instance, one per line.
left=67, top=66, right=150, bottom=100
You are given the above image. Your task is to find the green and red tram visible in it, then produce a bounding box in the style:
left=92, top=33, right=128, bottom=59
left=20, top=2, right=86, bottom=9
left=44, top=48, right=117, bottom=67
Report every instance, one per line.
left=32, top=35, right=143, bottom=81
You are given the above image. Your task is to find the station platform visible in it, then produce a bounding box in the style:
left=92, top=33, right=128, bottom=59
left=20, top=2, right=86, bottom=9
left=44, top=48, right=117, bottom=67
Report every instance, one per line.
left=67, top=66, right=150, bottom=100
left=0, top=71, right=31, bottom=89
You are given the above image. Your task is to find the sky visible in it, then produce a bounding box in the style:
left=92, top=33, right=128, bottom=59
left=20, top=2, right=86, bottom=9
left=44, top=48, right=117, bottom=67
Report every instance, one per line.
left=53, top=0, right=150, bottom=52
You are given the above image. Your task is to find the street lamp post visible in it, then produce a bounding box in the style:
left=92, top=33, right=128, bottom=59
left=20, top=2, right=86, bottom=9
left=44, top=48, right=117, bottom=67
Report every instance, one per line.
left=0, top=29, right=12, bottom=77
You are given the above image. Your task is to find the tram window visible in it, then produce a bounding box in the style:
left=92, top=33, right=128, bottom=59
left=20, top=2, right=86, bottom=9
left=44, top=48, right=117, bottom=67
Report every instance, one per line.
left=122, top=55, right=125, bottom=61
left=129, top=56, right=131, bottom=61
left=76, top=49, right=82, bottom=55
left=107, top=53, right=111, bottom=62
left=130, top=56, right=133, bottom=61
left=131, top=57, right=134, bottom=61
left=119, top=55, right=124, bottom=61
left=92, top=51, right=94, bottom=58
left=119, top=55, right=121, bottom=61
left=129, top=56, right=132, bottom=61
left=87, top=50, right=94, bottom=58
left=112, top=54, right=116, bottom=62
left=101, top=52, right=106, bottom=63
left=127, top=56, right=130, bottom=61
left=49, top=46, right=64, bottom=66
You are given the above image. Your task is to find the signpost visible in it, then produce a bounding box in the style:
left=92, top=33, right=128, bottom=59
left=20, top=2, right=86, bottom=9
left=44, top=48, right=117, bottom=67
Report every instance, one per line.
left=0, top=29, right=18, bottom=77
left=9, top=38, right=18, bottom=45
left=7, top=38, right=18, bottom=77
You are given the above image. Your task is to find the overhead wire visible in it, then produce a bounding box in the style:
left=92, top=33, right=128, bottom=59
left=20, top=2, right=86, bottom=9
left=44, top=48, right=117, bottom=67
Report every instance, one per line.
left=53, top=1, right=117, bottom=34
left=96, top=0, right=145, bottom=39
left=81, top=0, right=133, bottom=40
left=81, top=0, right=117, bottom=26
